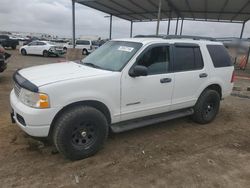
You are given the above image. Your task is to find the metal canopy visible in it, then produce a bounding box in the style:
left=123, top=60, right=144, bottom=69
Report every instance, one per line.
left=76, top=0, right=250, bottom=23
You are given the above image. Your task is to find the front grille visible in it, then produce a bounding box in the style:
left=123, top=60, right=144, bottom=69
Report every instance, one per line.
left=14, top=82, right=21, bottom=98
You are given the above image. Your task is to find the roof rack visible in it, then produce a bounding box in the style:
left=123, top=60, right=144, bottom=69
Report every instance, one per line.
left=134, top=35, right=215, bottom=41
left=134, top=35, right=164, bottom=38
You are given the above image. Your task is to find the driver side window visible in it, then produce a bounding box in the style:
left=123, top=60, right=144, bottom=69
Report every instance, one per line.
left=136, top=45, right=170, bottom=75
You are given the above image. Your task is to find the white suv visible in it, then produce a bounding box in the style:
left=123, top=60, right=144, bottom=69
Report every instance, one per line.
left=63, top=40, right=99, bottom=55
left=10, top=37, right=234, bottom=160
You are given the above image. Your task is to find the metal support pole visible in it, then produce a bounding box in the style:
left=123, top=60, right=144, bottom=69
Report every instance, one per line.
left=156, top=0, right=162, bottom=35
left=180, top=19, right=184, bottom=35
left=130, top=21, right=133, bottom=38
left=175, top=17, right=179, bottom=35
left=240, top=21, right=245, bottom=39
left=72, top=0, right=76, bottom=48
left=109, top=14, right=113, bottom=40
left=167, top=17, right=171, bottom=35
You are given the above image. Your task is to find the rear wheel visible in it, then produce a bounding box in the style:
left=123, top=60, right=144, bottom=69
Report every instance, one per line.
left=43, top=50, right=49, bottom=57
left=53, top=106, right=109, bottom=160
left=192, top=89, right=220, bottom=124
left=82, top=49, right=88, bottom=55
left=21, top=49, right=27, bottom=55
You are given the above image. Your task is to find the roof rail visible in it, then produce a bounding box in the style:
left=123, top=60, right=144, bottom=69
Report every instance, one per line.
left=134, top=34, right=215, bottom=41
left=164, top=35, right=216, bottom=41
left=134, top=35, right=164, bottom=38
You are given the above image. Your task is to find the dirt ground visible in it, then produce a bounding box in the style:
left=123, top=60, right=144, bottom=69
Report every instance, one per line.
left=1, top=49, right=250, bottom=188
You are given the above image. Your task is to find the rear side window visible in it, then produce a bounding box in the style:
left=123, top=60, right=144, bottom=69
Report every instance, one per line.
left=207, top=45, right=233, bottom=67
left=76, top=40, right=90, bottom=45
left=173, top=46, right=204, bottom=72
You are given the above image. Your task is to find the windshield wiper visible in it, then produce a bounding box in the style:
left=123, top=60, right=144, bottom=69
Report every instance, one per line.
left=83, top=62, right=102, bottom=69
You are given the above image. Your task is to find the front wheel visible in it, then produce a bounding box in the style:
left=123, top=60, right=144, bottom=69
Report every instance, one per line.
left=21, top=49, right=27, bottom=55
left=53, top=106, right=109, bottom=160
left=192, top=89, right=220, bottom=124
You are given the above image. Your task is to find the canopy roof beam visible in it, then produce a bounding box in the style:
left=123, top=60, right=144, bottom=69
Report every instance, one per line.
left=218, top=0, right=229, bottom=20
left=231, top=1, right=250, bottom=21
left=165, top=0, right=183, bottom=19
left=76, top=0, right=250, bottom=23
left=185, top=0, right=195, bottom=19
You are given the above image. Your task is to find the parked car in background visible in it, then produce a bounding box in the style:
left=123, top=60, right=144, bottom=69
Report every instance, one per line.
left=0, top=35, right=19, bottom=50
left=20, top=41, right=64, bottom=57
left=0, top=45, right=11, bottom=73
left=63, top=39, right=99, bottom=55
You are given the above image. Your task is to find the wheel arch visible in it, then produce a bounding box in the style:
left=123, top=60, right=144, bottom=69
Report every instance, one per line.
left=48, top=100, right=111, bottom=137
left=203, top=84, right=222, bottom=99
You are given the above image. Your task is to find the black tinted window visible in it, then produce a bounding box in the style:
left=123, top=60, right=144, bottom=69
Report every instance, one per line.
left=207, top=45, right=233, bottom=67
left=174, top=46, right=204, bottom=72
left=37, top=42, right=45, bottom=45
left=29, top=42, right=37, bottom=46
left=136, top=46, right=170, bottom=75
left=76, top=40, right=90, bottom=45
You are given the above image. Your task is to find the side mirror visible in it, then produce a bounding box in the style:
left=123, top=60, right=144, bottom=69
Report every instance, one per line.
left=129, top=65, right=148, bottom=77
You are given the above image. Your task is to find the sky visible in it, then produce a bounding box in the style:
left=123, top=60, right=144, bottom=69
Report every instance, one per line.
left=1, top=0, right=250, bottom=39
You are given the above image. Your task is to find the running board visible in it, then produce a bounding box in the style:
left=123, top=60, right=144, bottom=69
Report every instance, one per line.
left=111, top=108, right=194, bottom=133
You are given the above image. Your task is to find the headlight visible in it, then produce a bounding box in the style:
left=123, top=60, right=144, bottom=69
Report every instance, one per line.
left=19, top=88, right=50, bottom=108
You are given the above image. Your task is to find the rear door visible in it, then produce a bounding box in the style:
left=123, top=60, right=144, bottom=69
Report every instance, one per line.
left=171, top=43, right=208, bottom=110
left=36, top=42, right=47, bottom=55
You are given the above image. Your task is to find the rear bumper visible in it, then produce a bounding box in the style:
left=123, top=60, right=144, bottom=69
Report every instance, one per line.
left=10, top=90, right=58, bottom=137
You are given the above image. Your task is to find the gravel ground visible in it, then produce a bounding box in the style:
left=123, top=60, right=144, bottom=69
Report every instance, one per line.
left=1, top=49, right=250, bottom=188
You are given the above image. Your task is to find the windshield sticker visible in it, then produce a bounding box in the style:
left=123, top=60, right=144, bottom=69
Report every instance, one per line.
left=118, top=46, right=134, bottom=52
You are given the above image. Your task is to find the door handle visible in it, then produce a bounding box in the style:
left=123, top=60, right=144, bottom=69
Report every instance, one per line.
left=199, top=73, right=208, bottom=78
left=160, top=78, right=172, bottom=83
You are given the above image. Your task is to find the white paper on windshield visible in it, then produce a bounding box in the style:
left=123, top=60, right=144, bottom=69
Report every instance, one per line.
left=118, top=46, right=134, bottom=52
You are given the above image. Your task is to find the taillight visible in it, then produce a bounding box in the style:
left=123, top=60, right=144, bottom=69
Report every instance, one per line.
left=231, top=71, right=236, bottom=83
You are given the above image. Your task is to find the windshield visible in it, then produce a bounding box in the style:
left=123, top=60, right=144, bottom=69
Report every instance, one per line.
left=81, top=41, right=142, bottom=71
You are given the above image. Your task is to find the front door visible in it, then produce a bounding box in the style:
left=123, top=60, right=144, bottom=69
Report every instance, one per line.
left=121, top=44, right=174, bottom=121
left=26, top=41, right=38, bottom=55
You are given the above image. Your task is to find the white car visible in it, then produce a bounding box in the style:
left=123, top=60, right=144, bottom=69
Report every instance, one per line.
left=10, top=36, right=234, bottom=160
left=63, top=39, right=99, bottom=55
left=20, top=41, right=64, bottom=57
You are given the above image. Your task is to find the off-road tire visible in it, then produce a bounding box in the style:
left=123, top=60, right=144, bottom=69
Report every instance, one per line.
left=192, top=89, right=220, bottom=124
left=53, top=106, right=109, bottom=160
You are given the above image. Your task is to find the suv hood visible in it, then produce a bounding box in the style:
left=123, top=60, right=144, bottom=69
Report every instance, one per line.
left=18, top=61, right=110, bottom=87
